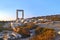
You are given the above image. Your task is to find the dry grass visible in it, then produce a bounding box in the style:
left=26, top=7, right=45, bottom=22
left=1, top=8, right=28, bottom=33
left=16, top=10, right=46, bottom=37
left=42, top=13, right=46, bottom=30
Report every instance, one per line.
left=12, top=22, right=56, bottom=39
left=30, top=28, right=56, bottom=40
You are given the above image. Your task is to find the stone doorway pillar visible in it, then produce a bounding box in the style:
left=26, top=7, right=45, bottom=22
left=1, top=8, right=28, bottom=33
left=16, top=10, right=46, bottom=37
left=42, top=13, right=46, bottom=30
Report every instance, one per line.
left=16, top=10, right=24, bottom=20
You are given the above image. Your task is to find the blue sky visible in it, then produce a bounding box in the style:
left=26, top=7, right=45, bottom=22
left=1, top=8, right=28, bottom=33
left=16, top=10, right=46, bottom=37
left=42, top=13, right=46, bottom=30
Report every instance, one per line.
left=0, top=0, right=60, bottom=21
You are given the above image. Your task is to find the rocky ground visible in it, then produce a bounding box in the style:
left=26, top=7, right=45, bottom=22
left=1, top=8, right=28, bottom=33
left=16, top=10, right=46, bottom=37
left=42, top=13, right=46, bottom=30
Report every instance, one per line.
left=1, top=21, right=60, bottom=40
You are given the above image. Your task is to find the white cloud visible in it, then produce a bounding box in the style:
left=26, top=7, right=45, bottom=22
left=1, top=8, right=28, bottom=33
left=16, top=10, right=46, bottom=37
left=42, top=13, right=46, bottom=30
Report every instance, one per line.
left=0, top=11, right=15, bottom=21
left=24, top=10, right=34, bottom=18
left=24, top=13, right=34, bottom=18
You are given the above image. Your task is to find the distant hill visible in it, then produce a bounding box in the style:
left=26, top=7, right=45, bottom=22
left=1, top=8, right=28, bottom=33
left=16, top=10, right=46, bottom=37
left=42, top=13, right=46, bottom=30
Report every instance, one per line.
left=30, top=14, right=60, bottom=21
